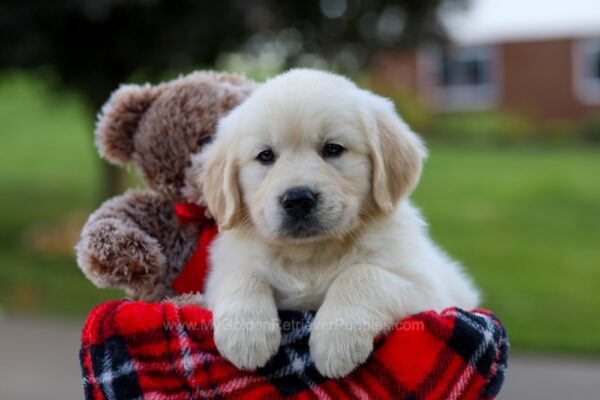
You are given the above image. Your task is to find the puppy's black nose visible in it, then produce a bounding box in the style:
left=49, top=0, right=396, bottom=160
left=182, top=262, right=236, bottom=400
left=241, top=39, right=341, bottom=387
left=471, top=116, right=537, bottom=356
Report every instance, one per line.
left=281, top=187, right=317, bottom=218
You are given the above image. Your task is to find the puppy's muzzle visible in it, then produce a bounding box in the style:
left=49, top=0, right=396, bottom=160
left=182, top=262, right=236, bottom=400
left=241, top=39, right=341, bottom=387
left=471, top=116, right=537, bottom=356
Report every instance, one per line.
left=281, top=187, right=317, bottom=218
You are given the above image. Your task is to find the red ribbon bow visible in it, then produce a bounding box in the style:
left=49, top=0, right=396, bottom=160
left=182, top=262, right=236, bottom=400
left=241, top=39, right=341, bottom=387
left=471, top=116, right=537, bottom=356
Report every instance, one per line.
left=173, top=202, right=209, bottom=225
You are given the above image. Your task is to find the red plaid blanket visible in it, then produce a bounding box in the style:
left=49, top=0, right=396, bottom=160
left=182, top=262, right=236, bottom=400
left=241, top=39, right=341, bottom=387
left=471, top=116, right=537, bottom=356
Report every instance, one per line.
left=80, top=301, right=508, bottom=400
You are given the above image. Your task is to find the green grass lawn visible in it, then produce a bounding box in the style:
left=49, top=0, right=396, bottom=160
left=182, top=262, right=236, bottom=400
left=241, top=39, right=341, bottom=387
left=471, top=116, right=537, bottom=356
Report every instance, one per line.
left=1, top=72, right=599, bottom=354
left=413, top=147, right=600, bottom=354
left=0, top=72, right=121, bottom=314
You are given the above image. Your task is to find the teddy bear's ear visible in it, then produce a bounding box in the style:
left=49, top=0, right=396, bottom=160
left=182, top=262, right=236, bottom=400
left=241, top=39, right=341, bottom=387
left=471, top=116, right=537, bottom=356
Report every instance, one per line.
left=95, top=83, right=161, bottom=166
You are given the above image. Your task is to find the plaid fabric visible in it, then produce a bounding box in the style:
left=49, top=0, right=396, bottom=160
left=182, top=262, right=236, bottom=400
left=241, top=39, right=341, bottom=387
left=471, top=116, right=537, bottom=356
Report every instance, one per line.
left=80, top=301, right=508, bottom=400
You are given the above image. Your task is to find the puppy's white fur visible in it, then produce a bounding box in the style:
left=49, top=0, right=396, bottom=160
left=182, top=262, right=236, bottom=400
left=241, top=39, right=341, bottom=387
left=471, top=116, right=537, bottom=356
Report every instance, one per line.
left=195, top=69, right=479, bottom=377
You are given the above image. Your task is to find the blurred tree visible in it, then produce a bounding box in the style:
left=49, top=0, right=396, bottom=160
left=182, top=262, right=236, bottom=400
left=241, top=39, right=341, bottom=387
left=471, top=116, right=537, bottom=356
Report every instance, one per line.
left=0, top=0, right=466, bottom=199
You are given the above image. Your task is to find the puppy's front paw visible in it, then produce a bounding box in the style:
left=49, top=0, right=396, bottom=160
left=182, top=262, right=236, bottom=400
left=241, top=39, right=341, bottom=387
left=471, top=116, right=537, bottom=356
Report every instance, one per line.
left=213, top=309, right=281, bottom=370
left=310, top=319, right=374, bottom=378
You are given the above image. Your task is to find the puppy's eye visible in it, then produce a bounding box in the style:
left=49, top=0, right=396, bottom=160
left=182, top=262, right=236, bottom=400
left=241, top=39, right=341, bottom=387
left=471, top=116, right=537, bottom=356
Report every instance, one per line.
left=199, top=136, right=212, bottom=147
left=322, top=143, right=345, bottom=158
left=257, top=149, right=275, bottom=165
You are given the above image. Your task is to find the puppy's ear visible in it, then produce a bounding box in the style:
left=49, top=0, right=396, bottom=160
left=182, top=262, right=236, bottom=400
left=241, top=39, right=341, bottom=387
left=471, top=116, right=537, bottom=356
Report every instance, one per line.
left=198, top=134, right=242, bottom=229
left=366, top=95, right=427, bottom=213
left=95, top=84, right=162, bottom=166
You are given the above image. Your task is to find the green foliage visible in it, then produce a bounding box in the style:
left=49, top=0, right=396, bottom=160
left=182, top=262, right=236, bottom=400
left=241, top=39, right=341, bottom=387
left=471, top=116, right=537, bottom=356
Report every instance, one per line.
left=582, top=113, right=600, bottom=144
left=0, top=0, right=463, bottom=108
left=429, top=110, right=540, bottom=146
left=383, top=88, right=436, bottom=134
left=542, top=120, right=583, bottom=145
left=382, top=89, right=598, bottom=147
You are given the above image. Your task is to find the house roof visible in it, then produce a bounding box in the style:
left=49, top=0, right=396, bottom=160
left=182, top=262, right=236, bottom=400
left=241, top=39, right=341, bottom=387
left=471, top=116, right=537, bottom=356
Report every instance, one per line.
left=442, top=0, right=600, bottom=45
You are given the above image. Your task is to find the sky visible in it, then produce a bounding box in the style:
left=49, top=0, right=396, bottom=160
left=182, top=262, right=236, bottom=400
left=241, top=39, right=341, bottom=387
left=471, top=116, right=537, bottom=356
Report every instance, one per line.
left=442, top=0, right=600, bottom=44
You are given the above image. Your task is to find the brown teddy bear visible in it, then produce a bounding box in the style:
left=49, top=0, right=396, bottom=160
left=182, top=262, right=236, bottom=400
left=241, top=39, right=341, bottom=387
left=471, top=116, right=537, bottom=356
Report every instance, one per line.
left=76, top=71, right=256, bottom=302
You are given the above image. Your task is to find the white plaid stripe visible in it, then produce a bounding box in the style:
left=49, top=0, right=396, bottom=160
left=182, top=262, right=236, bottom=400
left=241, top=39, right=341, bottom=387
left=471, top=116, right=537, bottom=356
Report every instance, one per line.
left=345, top=376, right=371, bottom=400
left=448, top=312, right=496, bottom=400
left=216, top=375, right=267, bottom=395
left=98, top=349, right=140, bottom=400
left=280, top=312, right=314, bottom=346
left=281, top=345, right=331, bottom=399
left=262, top=312, right=333, bottom=399
left=144, top=391, right=197, bottom=400
left=176, top=324, right=198, bottom=378
left=174, top=323, right=232, bottom=399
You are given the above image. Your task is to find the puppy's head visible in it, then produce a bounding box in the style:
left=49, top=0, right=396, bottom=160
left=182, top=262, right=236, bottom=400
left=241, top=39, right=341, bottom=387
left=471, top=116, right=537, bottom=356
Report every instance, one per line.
left=198, top=69, right=426, bottom=242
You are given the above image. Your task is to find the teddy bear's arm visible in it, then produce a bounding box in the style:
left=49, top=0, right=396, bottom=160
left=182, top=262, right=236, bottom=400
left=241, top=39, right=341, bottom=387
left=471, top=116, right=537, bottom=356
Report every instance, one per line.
left=76, top=189, right=198, bottom=301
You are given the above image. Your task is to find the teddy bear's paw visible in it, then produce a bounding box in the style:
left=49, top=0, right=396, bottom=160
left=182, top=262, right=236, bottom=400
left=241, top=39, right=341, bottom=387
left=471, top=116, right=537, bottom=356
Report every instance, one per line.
left=309, top=319, right=375, bottom=378
left=213, top=308, right=281, bottom=370
left=77, top=219, right=167, bottom=289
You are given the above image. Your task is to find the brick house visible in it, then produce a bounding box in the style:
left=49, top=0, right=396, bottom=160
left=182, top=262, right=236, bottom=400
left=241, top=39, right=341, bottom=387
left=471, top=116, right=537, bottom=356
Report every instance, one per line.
left=372, top=3, right=600, bottom=121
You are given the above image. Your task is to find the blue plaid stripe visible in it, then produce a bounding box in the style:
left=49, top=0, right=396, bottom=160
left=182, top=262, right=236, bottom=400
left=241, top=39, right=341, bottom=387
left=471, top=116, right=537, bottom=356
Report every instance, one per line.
left=449, top=309, right=508, bottom=398
left=90, top=336, right=143, bottom=400
left=258, top=311, right=327, bottom=397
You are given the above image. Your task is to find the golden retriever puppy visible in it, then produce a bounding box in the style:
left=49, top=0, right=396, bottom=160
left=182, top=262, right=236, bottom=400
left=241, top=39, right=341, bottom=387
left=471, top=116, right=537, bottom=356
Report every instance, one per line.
left=193, top=69, right=479, bottom=378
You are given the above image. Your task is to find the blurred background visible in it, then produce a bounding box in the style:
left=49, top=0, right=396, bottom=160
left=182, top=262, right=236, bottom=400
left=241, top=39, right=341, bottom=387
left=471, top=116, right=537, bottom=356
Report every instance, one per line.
left=0, top=0, right=599, bottom=398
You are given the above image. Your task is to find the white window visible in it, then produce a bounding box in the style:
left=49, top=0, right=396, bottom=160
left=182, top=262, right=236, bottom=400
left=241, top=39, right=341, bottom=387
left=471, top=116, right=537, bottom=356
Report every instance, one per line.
left=574, top=38, right=600, bottom=104
left=419, top=46, right=499, bottom=111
